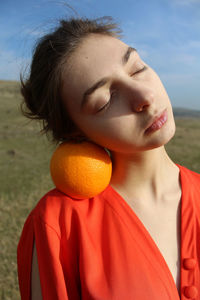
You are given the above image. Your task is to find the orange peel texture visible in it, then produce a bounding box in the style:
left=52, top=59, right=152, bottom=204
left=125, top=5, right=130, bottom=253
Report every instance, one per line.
left=50, top=141, right=112, bottom=199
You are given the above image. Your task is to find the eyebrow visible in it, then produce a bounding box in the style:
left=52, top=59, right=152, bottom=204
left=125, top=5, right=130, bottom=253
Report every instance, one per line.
left=81, top=46, right=137, bottom=109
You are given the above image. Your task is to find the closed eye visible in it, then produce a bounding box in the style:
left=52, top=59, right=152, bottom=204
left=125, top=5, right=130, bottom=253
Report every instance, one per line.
left=96, top=91, right=116, bottom=113
left=96, top=65, right=148, bottom=114
left=131, top=65, right=148, bottom=76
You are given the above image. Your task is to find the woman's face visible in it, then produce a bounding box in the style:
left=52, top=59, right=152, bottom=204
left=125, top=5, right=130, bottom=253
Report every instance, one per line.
left=61, top=34, right=176, bottom=154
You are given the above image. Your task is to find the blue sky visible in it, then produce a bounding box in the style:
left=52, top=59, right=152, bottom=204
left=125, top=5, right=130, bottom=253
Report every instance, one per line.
left=0, top=0, right=199, bottom=110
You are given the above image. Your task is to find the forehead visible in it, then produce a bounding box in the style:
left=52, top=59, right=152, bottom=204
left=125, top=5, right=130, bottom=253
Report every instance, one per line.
left=61, top=34, right=131, bottom=105
left=69, top=34, right=127, bottom=79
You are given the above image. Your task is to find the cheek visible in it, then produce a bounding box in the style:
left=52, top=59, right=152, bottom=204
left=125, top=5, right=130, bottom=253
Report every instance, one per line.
left=153, top=74, right=169, bottom=97
left=75, top=116, right=116, bottom=137
left=74, top=114, right=138, bottom=144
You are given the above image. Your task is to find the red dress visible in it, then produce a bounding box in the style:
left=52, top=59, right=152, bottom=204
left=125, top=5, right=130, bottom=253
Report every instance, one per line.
left=17, top=164, right=200, bottom=299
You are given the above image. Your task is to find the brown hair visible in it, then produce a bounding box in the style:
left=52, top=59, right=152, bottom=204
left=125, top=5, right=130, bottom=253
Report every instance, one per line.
left=20, top=17, right=122, bottom=144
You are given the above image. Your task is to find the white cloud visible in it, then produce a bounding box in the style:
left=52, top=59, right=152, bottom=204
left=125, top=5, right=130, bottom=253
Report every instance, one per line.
left=187, top=40, right=200, bottom=48
left=22, top=28, right=46, bottom=38
left=172, top=0, right=200, bottom=6
left=0, top=48, right=30, bottom=80
left=172, top=53, right=197, bottom=65
left=159, top=72, right=199, bottom=86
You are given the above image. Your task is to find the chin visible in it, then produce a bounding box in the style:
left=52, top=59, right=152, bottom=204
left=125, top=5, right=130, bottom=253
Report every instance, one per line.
left=145, top=122, right=176, bottom=151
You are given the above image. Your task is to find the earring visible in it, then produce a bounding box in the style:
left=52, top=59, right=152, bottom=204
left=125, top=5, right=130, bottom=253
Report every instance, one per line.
left=50, top=141, right=112, bottom=199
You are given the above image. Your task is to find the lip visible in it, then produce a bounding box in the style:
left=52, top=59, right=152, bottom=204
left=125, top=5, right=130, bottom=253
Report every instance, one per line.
left=145, top=109, right=168, bottom=134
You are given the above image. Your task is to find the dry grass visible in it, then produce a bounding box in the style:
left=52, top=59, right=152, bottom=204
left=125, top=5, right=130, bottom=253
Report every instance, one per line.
left=0, top=80, right=199, bottom=299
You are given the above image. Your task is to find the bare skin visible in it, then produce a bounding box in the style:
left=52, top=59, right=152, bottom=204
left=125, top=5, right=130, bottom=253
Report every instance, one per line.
left=110, top=147, right=181, bottom=293
left=61, top=34, right=182, bottom=293
left=31, top=34, right=182, bottom=297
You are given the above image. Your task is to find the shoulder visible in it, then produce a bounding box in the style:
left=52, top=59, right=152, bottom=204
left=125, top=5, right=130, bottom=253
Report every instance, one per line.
left=30, top=188, right=88, bottom=229
left=33, top=188, right=82, bottom=218
left=29, top=187, right=110, bottom=233
left=178, top=164, right=200, bottom=182
left=178, top=164, right=200, bottom=195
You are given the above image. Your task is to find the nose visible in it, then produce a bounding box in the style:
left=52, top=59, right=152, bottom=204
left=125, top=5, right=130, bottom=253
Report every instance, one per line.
left=125, top=80, right=155, bottom=113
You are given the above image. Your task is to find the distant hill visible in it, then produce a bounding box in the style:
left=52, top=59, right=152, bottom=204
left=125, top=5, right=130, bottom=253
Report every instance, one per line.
left=0, top=80, right=199, bottom=118
left=173, top=107, right=200, bottom=118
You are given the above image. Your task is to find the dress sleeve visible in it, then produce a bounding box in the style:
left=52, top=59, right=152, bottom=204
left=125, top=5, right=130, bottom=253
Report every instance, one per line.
left=17, top=211, right=81, bottom=300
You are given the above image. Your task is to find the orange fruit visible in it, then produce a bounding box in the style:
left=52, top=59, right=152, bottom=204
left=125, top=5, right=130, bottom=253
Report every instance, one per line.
left=50, top=141, right=112, bottom=199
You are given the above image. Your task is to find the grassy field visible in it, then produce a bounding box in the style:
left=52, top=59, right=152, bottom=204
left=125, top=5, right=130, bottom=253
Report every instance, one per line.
left=0, top=81, right=55, bottom=300
left=0, top=80, right=200, bottom=299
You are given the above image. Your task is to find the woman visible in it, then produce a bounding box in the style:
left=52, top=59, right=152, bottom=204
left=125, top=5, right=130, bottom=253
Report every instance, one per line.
left=17, top=17, right=200, bottom=299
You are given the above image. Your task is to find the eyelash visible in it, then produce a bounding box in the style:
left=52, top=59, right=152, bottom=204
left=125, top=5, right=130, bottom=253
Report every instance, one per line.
left=97, top=65, right=148, bottom=113
left=130, top=65, right=148, bottom=77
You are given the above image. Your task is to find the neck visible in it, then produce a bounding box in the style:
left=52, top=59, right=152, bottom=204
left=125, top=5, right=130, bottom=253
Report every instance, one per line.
left=110, top=146, right=180, bottom=206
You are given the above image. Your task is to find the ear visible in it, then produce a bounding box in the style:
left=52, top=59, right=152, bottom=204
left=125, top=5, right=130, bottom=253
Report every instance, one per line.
left=64, top=126, right=89, bottom=143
